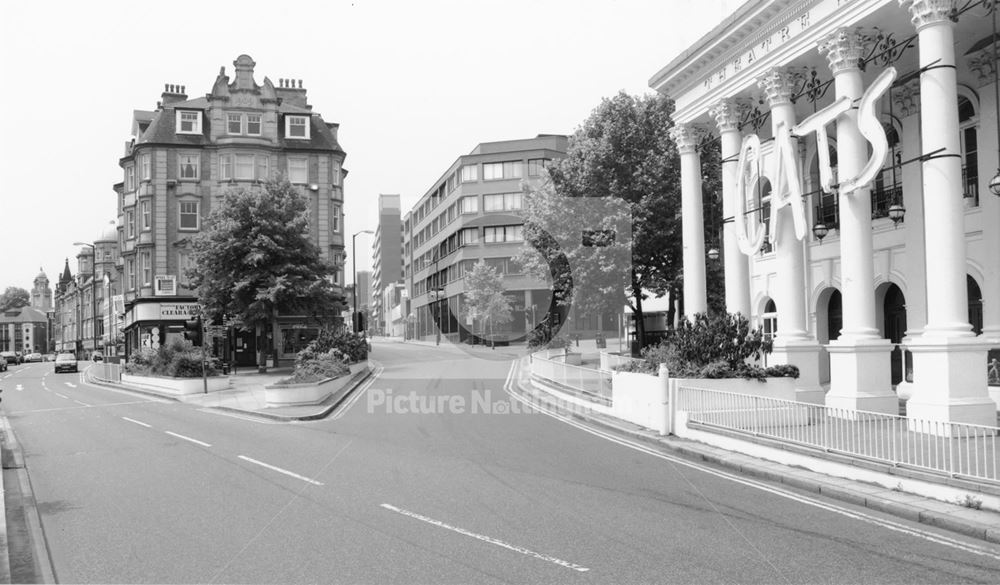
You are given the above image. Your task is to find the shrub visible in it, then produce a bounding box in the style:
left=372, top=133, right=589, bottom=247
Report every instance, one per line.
left=123, top=339, right=218, bottom=378
left=286, top=348, right=350, bottom=384
left=304, top=329, right=368, bottom=363
left=611, top=313, right=797, bottom=379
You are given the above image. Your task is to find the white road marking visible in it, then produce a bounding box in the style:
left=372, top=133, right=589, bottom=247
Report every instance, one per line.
left=329, top=361, right=382, bottom=420
left=121, top=417, right=152, bottom=428
left=72, top=400, right=90, bottom=407
left=237, top=455, right=324, bottom=485
left=195, top=408, right=279, bottom=424
left=54, top=393, right=68, bottom=399
left=15, top=384, right=23, bottom=392
left=64, top=382, right=77, bottom=388
left=380, top=503, right=590, bottom=572
left=165, top=431, right=212, bottom=447
left=504, top=361, right=1000, bottom=562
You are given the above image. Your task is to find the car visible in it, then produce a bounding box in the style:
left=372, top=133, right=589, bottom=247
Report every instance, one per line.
left=92, top=353, right=103, bottom=362
left=54, top=353, right=78, bottom=373
left=23, top=353, right=42, bottom=363
left=0, top=355, right=6, bottom=372
left=0, top=351, right=19, bottom=365
left=43, top=354, right=55, bottom=362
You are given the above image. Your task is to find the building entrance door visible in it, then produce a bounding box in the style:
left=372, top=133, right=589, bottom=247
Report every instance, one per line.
left=883, top=284, right=907, bottom=385
left=233, top=329, right=257, bottom=367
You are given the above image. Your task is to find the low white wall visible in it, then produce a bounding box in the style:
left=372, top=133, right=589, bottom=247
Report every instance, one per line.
left=610, top=370, right=667, bottom=432
left=599, top=350, right=642, bottom=372
left=121, top=373, right=231, bottom=395
left=264, top=362, right=370, bottom=407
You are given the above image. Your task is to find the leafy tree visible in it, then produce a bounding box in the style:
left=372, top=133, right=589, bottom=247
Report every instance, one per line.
left=518, top=91, right=723, bottom=351
left=0, top=287, right=30, bottom=312
left=188, top=178, right=346, bottom=370
left=461, top=260, right=512, bottom=345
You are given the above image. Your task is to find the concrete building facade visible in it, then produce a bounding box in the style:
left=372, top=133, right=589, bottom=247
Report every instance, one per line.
left=371, top=194, right=403, bottom=335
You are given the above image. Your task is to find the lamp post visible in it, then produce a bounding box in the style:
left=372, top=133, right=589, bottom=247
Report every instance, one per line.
left=73, top=241, right=97, bottom=360
left=352, top=230, right=374, bottom=333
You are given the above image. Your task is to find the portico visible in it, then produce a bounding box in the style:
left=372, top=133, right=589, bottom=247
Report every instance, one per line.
left=652, top=0, right=1000, bottom=426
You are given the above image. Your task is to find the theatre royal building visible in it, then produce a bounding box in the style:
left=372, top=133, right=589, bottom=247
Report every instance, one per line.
left=650, top=0, right=1000, bottom=426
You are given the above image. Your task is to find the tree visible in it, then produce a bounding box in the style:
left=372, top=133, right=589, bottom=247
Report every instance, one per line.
left=519, top=91, right=723, bottom=351
left=0, top=287, right=30, bottom=312
left=188, top=178, right=346, bottom=371
left=461, top=260, right=512, bottom=346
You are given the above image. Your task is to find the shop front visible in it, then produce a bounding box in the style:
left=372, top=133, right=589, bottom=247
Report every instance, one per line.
left=122, top=298, right=199, bottom=360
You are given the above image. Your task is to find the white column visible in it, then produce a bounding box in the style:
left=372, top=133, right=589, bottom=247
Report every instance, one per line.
left=709, top=99, right=752, bottom=317
left=758, top=67, right=824, bottom=403
left=669, top=124, right=708, bottom=318
left=900, top=0, right=996, bottom=426
left=820, top=28, right=897, bottom=414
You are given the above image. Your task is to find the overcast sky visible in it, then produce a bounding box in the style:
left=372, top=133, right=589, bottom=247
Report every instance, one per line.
left=0, top=0, right=742, bottom=295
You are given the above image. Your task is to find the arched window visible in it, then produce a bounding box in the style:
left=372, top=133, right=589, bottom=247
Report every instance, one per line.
left=762, top=299, right=777, bottom=342
left=968, top=275, right=983, bottom=335
left=958, top=93, right=979, bottom=206
left=810, top=146, right=839, bottom=234
left=757, top=178, right=773, bottom=254
left=873, top=123, right=902, bottom=219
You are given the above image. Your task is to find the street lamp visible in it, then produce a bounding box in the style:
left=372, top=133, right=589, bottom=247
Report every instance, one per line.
left=352, top=230, right=374, bottom=333
left=73, top=241, right=97, bottom=360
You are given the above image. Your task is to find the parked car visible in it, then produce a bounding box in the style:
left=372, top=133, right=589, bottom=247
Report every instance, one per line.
left=0, top=355, right=6, bottom=372
left=43, top=354, right=55, bottom=362
left=23, top=353, right=42, bottom=363
left=0, top=351, right=20, bottom=365
left=54, top=352, right=78, bottom=373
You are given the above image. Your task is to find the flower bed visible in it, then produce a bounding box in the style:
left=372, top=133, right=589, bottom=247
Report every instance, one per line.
left=121, top=373, right=231, bottom=395
left=264, top=362, right=369, bottom=406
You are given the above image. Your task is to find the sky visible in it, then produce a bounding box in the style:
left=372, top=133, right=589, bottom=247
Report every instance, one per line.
left=0, top=0, right=743, bottom=294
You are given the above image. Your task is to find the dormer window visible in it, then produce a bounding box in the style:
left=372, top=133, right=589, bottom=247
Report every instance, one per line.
left=285, top=115, right=310, bottom=139
left=176, top=110, right=202, bottom=134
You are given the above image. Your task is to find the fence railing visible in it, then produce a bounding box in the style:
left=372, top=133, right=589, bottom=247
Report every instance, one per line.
left=90, top=362, right=122, bottom=384
left=530, top=353, right=612, bottom=404
left=676, top=386, right=999, bottom=484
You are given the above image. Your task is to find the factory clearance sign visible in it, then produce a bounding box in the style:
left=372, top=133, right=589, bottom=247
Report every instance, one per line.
left=733, top=67, right=897, bottom=256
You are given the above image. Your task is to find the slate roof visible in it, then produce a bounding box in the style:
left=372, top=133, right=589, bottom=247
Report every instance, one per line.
left=137, top=109, right=209, bottom=147
left=0, top=306, right=49, bottom=324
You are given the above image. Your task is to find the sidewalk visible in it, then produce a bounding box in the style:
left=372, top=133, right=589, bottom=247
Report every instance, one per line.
left=88, top=363, right=375, bottom=422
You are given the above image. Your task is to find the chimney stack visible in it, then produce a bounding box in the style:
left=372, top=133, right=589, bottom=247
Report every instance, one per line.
left=161, top=83, right=188, bottom=106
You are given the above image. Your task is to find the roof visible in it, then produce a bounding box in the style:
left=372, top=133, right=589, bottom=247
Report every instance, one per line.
left=0, top=305, right=48, bottom=324
left=169, top=97, right=210, bottom=110
left=138, top=109, right=209, bottom=147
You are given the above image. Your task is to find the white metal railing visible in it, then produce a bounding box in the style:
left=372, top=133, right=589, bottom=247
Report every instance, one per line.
left=530, top=353, right=612, bottom=404
left=677, top=386, right=1000, bottom=483
left=90, top=362, right=122, bottom=384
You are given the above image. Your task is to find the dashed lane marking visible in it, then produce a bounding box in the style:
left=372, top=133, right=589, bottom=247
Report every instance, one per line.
left=64, top=382, right=77, bottom=388
left=121, top=417, right=152, bottom=428
left=380, top=503, right=589, bottom=572
left=237, top=455, right=324, bottom=486
left=54, top=393, right=69, bottom=399
left=165, top=431, right=212, bottom=448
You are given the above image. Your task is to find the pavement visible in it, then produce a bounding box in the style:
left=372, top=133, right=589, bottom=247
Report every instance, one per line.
left=81, top=337, right=1000, bottom=547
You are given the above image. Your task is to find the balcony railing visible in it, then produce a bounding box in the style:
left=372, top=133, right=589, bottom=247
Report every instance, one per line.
left=963, top=164, right=979, bottom=207
left=871, top=184, right=901, bottom=220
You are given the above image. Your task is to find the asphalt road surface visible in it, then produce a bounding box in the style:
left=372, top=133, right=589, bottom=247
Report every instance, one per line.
left=2, top=342, right=999, bottom=584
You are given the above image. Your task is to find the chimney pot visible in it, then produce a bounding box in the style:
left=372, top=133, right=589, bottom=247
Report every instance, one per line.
left=164, top=83, right=169, bottom=91
left=298, top=79, right=303, bottom=88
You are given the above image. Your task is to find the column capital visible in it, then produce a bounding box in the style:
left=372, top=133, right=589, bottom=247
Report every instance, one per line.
left=669, top=124, right=706, bottom=154
left=757, top=67, right=802, bottom=107
left=708, top=99, right=749, bottom=133
left=891, top=78, right=922, bottom=117
left=818, top=27, right=876, bottom=74
left=898, top=0, right=957, bottom=31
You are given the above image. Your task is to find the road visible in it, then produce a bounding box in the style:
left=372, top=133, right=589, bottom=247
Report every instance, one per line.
left=2, top=342, right=999, bottom=584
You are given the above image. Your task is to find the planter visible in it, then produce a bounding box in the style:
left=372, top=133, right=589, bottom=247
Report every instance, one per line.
left=673, top=376, right=798, bottom=401
left=264, top=362, right=369, bottom=407
left=121, top=373, right=231, bottom=396
left=545, top=348, right=582, bottom=365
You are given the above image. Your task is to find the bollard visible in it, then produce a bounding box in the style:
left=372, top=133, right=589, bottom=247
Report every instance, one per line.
left=657, top=363, right=670, bottom=436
